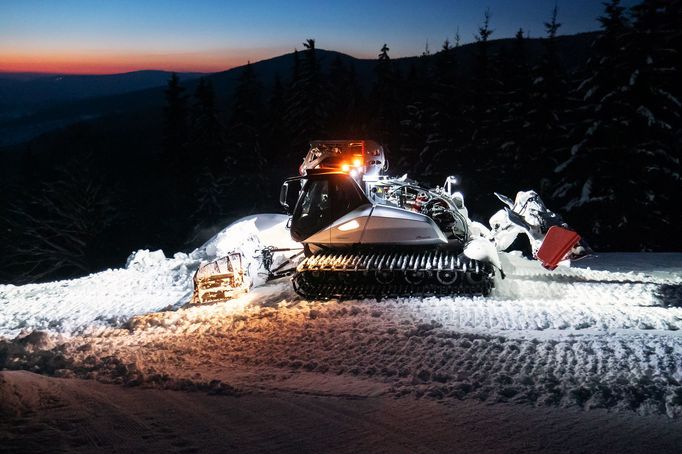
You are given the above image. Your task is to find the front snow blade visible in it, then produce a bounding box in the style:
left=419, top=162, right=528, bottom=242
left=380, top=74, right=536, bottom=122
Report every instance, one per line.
left=191, top=253, right=249, bottom=305
left=536, top=226, right=581, bottom=270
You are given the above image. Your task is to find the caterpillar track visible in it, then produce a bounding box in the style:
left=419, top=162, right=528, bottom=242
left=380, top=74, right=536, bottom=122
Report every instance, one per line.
left=292, top=250, right=496, bottom=300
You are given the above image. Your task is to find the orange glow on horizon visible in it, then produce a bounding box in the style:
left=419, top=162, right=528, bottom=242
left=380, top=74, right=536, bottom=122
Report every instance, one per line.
left=0, top=48, right=287, bottom=75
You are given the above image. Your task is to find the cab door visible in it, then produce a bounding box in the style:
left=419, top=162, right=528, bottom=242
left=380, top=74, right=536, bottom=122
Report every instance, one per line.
left=290, top=173, right=370, bottom=245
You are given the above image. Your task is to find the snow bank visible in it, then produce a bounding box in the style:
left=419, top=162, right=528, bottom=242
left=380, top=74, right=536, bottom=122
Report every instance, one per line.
left=0, top=251, right=196, bottom=339
left=0, top=214, right=293, bottom=339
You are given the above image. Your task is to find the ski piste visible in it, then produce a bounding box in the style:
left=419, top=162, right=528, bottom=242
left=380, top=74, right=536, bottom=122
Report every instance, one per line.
left=193, top=140, right=588, bottom=304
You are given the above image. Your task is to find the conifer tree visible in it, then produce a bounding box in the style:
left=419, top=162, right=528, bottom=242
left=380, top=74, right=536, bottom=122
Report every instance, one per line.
left=194, top=64, right=268, bottom=226
left=264, top=72, right=287, bottom=164
left=553, top=0, right=681, bottom=249
left=492, top=28, right=533, bottom=188
left=325, top=55, right=366, bottom=137
left=190, top=77, right=223, bottom=169
left=328, top=55, right=352, bottom=136
left=163, top=73, right=188, bottom=168
left=413, top=38, right=462, bottom=178
left=188, top=77, right=229, bottom=224
left=398, top=61, right=427, bottom=171
left=370, top=44, right=400, bottom=148
left=531, top=4, right=566, bottom=133
left=2, top=154, right=117, bottom=283
left=227, top=62, right=265, bottom=170
left=283, top=39, right=330, bottom=152
left=472, top=9, right=495, bottom=110
left=521, top=4, right=569, bottom=192
left=507, top=28, right=532, bottom=105
left=464, top=9, right=503, bottom=192
left=345, top=62, right=366, bottom=136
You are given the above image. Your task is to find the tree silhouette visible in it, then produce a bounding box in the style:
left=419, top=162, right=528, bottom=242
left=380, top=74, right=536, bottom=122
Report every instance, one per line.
left=492, top=28, right=533, bottom=189
left=553, top=0, right=681, bottom=249
left=472, top=8, right=494, bottom=108
left=327, top=55, right=365, bottom=137
left=521, top=4, right=569, bottom=191
left=163, top=73, right=188, bottom=169
left=284, top=39, right=331, bottom=153
left=371, top=44, right=400, bottom=147
left=264, top=72, right=288, bottom=163
left=227, top=62, right=265, bottom=170
left=1, top=154, right=117, bottom=283
left=190, top=77, right=224, bottom=169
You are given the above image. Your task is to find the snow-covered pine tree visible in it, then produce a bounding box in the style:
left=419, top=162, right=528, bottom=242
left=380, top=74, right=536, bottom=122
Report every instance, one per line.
left=524, top=4, right=570, bottom=190
left=1, top=154, right=117, bottom=283
left=456, top=9, right=508, bottom=203
left=415, top=36, right=466, bottom=181
left=492, top=29, right=534, bottom=190
left=191, top=168, right=234, bottom=223
left=398, top=61, right=428, bottom=172
left=553, top=0, right=681, bottom=250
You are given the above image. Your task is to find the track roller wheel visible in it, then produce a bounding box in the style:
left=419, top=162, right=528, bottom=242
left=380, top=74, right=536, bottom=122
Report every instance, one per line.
left=465, top=272, right=486, bottom=285
left=375, top=269, right=395, bottom=284
left=436, top=269, right=459, bottom=285
left=404, top=270, right=426, bottom=285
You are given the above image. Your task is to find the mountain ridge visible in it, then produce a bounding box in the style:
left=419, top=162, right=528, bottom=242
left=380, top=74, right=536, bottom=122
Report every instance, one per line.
left=0, top=32, right=597, bottom=148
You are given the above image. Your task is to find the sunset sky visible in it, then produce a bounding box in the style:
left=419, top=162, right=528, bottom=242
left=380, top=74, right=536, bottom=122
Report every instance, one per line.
left=1, top=0, right=637, bottom=75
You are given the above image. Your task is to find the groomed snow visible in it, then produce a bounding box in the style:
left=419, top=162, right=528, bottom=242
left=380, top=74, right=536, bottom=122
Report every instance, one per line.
left=0, top=214, right=296, bottom=339
left=1, top=214, right=681, bottom=417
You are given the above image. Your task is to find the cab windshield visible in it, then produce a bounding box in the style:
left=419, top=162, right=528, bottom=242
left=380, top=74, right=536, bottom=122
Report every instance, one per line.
left=290, top=174, right=369, bottom=242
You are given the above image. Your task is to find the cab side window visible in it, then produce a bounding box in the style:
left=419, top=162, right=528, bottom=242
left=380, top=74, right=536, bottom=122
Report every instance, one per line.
left=330, top=175, right=367, bottom=220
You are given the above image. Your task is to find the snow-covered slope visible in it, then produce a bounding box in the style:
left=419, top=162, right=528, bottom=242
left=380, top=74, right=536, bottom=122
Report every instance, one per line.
left=1, top=214, right=681, bottom=417
left=0, top=214, right=295, bottom=338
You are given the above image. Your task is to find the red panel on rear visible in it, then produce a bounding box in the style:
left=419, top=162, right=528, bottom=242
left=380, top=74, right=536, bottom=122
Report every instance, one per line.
left=536, top=226, right=581, bottom=270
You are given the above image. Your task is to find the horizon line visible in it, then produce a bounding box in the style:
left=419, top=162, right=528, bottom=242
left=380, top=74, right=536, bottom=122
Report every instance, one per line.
left=0, top=31, right=597, bottom=77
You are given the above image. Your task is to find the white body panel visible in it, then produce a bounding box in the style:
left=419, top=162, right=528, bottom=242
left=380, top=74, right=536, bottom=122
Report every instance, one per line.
left=304, top=204, right=448, bottom=247
left=305, top=205, right=373, bottom=245
left=362, top=206, right=447, bottom=245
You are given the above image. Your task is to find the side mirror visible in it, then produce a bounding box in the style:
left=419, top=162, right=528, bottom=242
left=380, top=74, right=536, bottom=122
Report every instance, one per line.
left=280, top=180, right=301, bottom=215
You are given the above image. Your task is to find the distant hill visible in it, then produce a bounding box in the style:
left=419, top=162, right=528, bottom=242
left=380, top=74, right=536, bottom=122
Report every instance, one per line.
left=0, top=32, right=597, bottom=148
left=0, top=72, right=55, bottom=81
left=0, top=70, right=204, bottom=121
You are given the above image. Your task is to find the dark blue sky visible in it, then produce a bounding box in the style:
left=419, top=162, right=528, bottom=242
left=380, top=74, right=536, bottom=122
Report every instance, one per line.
left=1, top=0, right=639, bottom=73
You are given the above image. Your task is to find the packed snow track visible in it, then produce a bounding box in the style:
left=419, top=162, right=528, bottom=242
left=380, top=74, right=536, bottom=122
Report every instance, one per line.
left=1, top=215, right=681, bottom=418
